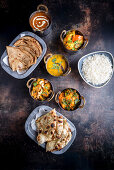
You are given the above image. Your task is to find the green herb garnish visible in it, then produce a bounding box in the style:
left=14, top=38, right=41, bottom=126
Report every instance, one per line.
left=67, top=40, right=72, bottom=43
left=33, top=82, right=37, bottom=87
left=69, top=89, right=73, bottom=92
left=72, top=47, right=76, bottom=50
left=75, top=99, right=79, bottom=104
left=52, top=64, right=60, bottom=70
left=66, top=31, right=70, bottom=35
left=73, top=92, right=78, bottom=97
left=42, top=91, right=48, bottom=95
left=52, top=58, right=56, bottom=63
left=74, top=40, right=78, bottom=44
left=45, top=85, right=48, bottom=89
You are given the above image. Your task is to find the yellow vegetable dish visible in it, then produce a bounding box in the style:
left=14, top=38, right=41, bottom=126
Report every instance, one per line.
left=59, top=88, right=80, bottom=111
left=31, top=78, right=52, bottom=101
left=63, top=30, right=84, bottom=51
left=46, top=54, right=68, bottom=77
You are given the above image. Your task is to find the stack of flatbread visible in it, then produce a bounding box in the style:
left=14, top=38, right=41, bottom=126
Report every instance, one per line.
left=36, top=109, right=72, bottom=152
left=6, top=36, right=42, bottom=72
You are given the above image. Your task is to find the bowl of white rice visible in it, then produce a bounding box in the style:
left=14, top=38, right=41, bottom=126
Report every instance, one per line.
left=78, top=51, right=114, bottom=88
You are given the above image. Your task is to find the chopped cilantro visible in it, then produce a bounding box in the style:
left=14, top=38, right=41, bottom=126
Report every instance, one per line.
left=72, top=47, right=76, bottom=50
left=73, top=92, right=78, bottom=97
left=42, top=91, right=48, bottom=95
left=67, top=40, right=72, bottom=43
left=52, top=58, right=56, bottom=63
left=33, top=82, right=37, bottom=87
left=45, top=85, right=48, bottom=89
left=74, top=41, right=78, bottom=44
left=75, top=99, right=79, bottom=104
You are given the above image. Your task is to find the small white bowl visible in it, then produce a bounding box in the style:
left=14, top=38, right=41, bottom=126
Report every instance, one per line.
left=78, top=51, right=114, bottom=88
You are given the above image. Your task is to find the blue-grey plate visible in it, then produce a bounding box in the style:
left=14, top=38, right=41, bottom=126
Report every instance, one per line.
left=78, top=51, right=114, bottom=88
left=25, top=105, right=76, bottom=154
left=0, top=31, right=47, bottom=79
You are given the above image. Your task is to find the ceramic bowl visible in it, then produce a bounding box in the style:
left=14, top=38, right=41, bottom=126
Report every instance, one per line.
left=78, top=51, right=114, bottom=88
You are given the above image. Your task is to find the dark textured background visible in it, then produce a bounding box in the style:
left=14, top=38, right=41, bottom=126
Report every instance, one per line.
left=0, top=0, right=114, bottom=170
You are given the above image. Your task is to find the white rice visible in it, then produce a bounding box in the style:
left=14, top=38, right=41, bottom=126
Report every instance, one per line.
left=82, top=54, right=113, bottom=85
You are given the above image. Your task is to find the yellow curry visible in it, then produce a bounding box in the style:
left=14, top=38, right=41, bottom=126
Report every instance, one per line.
left=46, top=54, right=68, bottom=77
left=31, top=78, right=52, bottom=101
left=59, top=88, right=80, bottom=111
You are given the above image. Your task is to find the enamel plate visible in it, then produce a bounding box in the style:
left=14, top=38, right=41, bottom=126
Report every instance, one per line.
left=0, top=31, right=47, bottom=79
left=25, top=105, right=76, bottom=154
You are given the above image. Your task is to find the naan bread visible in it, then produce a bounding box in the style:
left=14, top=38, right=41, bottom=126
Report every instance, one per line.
left=46, top=119, right=72, bottom=152
left=35, top=109, right=72, bottom=152
left=56, top=116, right=63, bottom=137
left=36, top=109, right=57, bottom=144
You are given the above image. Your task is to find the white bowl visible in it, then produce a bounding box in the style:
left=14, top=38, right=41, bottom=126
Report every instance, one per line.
left=78, top=51, right=114, bottom=88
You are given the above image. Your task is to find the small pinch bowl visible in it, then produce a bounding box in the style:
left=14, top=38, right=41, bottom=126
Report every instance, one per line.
left=60, top=29, right=88, bottom=54
left=55, top=88, right=85, bottom=111
left=26, top=78, right=54, bottom=101
left=44, top=53, right=71, bottom=77
left=78, top=51, right=114, bottom=88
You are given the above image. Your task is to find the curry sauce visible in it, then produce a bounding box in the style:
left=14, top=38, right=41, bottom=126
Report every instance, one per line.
left=59, top=88, right=80, bottom=111
left=30, top=12, right=50, bottom=31
left=46, top=54, right=68, bottom=77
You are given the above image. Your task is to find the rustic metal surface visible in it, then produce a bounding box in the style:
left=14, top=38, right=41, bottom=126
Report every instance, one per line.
left=0, top=0, right=114, bottom=169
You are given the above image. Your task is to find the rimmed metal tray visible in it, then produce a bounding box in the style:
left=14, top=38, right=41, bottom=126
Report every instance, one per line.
left=0, top=31, right=47, bottom=79
left=25, top=105, right=76, bottom=154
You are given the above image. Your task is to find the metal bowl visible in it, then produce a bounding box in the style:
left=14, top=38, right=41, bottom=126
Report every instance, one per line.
left=60, top=29, right=88, bottom=54
left=29, top=4, right=52, bottom=36
left=26, top=77, right=54, bottom=101
left=78, top=51, right=114, bottom=88
left=44, top=53, right=71, bottom=77
left=55, top=88, right=85, bottom=111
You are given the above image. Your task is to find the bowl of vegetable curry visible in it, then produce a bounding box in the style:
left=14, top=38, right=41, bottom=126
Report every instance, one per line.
left=55, top=88, right=85, bottom=111
left=27, top=78, right=54, bottom=101
left=60, top=29, right=88, bottom=54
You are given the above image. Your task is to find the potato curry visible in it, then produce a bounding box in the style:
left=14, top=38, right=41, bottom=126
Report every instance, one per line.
left=59, top=88, right=80, bottom=111
left=63, top=30, right=84, bottom=51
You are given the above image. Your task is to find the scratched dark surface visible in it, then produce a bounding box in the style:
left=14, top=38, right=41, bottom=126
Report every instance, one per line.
left=0, top=0, right=114, bottom=170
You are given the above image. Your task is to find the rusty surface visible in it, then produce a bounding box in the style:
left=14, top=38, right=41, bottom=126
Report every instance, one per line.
left=0, top=0, right=114, bottom=169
